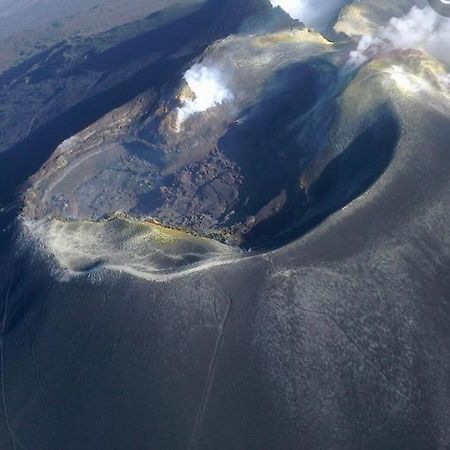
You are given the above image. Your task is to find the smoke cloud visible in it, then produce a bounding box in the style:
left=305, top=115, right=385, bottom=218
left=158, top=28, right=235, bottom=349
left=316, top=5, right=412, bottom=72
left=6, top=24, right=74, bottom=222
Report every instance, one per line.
left=345, top=6, right=450, bottom=71
left=177, top=64, right=234, bottom=126
left=269, top=0, right=348, bottom=29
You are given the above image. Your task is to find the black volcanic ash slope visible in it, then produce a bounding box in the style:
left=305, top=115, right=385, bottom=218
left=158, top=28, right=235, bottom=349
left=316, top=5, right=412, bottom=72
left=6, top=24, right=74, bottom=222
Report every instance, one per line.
left=1, top=1, right=450, bottom=450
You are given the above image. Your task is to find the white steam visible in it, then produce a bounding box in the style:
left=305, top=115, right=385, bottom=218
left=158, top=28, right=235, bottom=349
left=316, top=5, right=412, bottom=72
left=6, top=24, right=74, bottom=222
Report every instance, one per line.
left=269, top=0, right=305, bottom=18
left=269, top=0, right=348, bottom=29
left=345, top=6, right=450, bottom=70
left=177, top=64, right=233, bottom=126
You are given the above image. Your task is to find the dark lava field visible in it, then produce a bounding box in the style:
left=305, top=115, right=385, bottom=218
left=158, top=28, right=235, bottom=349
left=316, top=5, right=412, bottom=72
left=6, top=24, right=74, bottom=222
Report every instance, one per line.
left=1, top=0, right=450, bottom=449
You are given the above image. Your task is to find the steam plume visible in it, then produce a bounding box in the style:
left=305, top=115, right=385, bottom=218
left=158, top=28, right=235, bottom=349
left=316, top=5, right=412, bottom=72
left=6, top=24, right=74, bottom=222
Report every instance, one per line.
left=345, top=6, right=450, bottom=71
left=269, top=0, right=348, bottom=29
left=177, top=64, right=233, bottom=126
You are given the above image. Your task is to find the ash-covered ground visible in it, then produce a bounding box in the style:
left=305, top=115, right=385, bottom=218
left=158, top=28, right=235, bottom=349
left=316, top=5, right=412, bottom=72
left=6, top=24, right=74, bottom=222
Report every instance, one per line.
left=1, top=0, right=450, bottom=449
